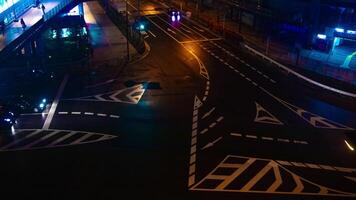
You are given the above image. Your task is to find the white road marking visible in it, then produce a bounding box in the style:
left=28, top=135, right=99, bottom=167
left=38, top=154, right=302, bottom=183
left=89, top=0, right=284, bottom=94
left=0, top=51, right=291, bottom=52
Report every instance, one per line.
left=22, top=131, right=60, bottom=149
left=202, top=107, right=215, bottom=119
left=209, top=122, right=217, bottom=128
left=294, top=140, right=308, bottom=144
left=71, top=112, right=81, bottom=115
left=47, top=132, right=76, bottom=147
left=291, top=162, right=306, bottom=167
left=21, top=113, right=46, bottom=116
left=42, top=75, right=69, bottom=129
left=201, top=136, right=223, bottom=150
left=0, top=130, right=42, bottom=150
left=246, top=135, right=258, bottom=139
left=58, top=112, right=68, bottom=115
left=148, top=30, right=156, bottom=37
left=84, top=112, right=94, bottom=115
left=200, top=129, right=208, bottom=134
left=277, top=138, right=290, bottom=143
left=71, top=133, right=93, bottom=145
left=230, top=133, right=242, bottom=137
left=97, top=113, right=107, bottom=117
left=217, top=116, right=224, bottom=122
left=110, top=115, right=120, bottom=118
left=261, top=136, right=273, bottom=141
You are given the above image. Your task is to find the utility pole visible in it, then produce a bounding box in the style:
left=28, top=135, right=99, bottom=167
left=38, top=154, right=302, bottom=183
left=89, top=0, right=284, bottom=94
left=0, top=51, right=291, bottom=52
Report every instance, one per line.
left=126, top=0, right=130, bottom=61
left=137, top=0, right=140, bottom=16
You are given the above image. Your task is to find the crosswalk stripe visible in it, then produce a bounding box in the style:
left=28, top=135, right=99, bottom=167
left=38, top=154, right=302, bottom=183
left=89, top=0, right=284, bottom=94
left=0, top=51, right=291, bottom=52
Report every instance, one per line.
left=21, top=131, right=60, bottom=149
left=0, top=130, right=42, bottom=150
left=47, top=132, right=76, bottom=147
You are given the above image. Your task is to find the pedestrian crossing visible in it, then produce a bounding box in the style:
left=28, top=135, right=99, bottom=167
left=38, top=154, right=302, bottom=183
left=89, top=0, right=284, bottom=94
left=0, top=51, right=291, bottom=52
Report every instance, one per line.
left=0, top=129, right=117, bottom=151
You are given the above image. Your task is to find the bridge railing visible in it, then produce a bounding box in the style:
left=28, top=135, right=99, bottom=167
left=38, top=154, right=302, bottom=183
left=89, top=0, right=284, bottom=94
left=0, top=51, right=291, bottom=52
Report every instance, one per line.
left=44, top=0, right=74, bottom=21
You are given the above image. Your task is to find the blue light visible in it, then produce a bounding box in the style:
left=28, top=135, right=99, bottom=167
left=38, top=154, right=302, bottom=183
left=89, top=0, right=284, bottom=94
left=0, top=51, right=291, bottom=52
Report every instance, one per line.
left=42, top=98, right=47, bottom=103
left=335, top=28, right=344, bottom=33
left=39, top=103, right=45, bottom=109
left=172, top=15, right=176, bottom=22
left=347, top=30, right=356, bottom=34
left=139, top=24, right=145, bottom=30
left=177, top=14, right=181, bottom=21
left=4, top=118, right=11, bottom=122
left=317, top=34, right=326, bottom=40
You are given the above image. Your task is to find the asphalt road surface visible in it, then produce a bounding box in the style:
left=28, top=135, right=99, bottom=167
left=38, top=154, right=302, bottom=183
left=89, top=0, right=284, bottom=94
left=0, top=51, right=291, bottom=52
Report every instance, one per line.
left=1, top=0, right=356, bottom=199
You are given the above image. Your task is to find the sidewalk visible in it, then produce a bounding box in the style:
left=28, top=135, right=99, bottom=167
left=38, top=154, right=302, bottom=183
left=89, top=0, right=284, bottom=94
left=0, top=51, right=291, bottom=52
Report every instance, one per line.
left=169, top=0, right=356, bottom=90
left=0, top=0, right=60, bottom=52
left=83, top=1, right=138, bottom=82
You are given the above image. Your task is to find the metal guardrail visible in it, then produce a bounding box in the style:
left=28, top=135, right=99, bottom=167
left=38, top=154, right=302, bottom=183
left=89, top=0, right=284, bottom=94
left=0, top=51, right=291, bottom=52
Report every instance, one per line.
left=244, top=44, right=356, bottom=99
left=44, top=0, right=74, bottom=21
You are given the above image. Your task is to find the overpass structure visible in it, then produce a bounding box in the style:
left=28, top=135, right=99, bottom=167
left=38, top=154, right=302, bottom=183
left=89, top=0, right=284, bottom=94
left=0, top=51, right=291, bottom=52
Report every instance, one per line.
left=0, top=0, right=83, bottom=63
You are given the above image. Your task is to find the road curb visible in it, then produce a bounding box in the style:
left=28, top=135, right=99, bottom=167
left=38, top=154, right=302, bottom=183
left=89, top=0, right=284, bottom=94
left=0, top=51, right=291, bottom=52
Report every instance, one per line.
left=129, top=41, right=151, bottom=65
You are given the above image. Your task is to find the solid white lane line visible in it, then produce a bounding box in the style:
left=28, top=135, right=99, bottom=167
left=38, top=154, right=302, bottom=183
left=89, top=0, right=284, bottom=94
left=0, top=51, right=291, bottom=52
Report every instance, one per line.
left=43, top=75, right=69, bottom=130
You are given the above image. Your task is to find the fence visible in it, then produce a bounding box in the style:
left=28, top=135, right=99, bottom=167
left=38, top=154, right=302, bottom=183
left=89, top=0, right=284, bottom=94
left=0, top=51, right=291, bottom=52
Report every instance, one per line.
left=103, top=1, right=145, bottom=54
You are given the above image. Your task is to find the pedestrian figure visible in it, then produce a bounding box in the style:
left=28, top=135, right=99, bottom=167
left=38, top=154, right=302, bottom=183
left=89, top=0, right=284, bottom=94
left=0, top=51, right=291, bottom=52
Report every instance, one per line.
left=41, top=4, right=46, bottom=15
left=20, top=18, right=26, bottom=30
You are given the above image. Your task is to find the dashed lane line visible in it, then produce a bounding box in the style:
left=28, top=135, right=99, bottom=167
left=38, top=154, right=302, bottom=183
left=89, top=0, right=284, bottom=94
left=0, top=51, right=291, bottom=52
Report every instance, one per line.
left=57, top=111, right=120, bottom=119
left=200, top=116, right=224, bottom=134
left=204, top=42, right=276, bottom=84
left=202, top=107, right=216, bottom=119
left=230, top=133, right=309, bottom=145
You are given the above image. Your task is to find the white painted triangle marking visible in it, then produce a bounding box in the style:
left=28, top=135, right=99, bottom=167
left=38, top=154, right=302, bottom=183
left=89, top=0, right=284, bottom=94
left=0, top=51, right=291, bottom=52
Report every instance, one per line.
left=194, top=96, right=203, bottom=110
left=254, top=102, right=283, bottom=125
